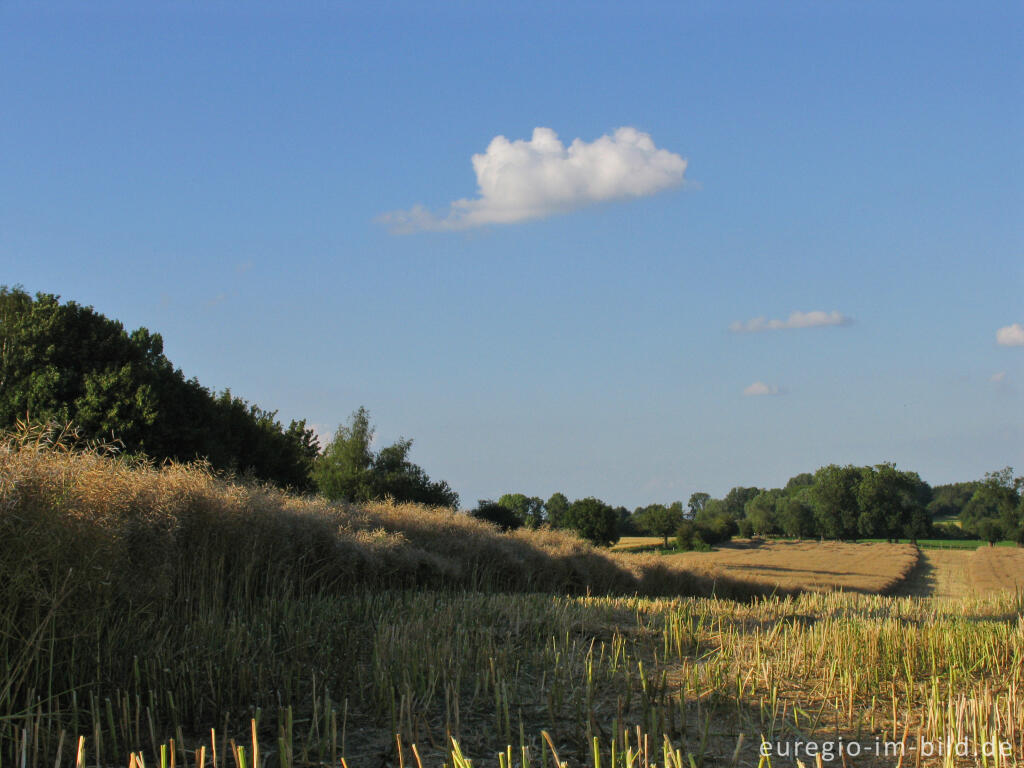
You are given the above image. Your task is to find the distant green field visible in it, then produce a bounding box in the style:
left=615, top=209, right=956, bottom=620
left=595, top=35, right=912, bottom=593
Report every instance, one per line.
left=857, top=538, right=1016, bottom=550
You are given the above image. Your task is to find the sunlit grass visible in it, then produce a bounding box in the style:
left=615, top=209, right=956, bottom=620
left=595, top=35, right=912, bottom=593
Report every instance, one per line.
left=3, top=423, right=1022, bottom=767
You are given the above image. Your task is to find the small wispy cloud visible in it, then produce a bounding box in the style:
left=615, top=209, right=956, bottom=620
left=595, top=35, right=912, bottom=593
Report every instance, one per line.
left=204, top=292, right=227, bottom=308
left=996, top=323, right=1024, bottom=347
left=379, top=126, right=687, bottom=232
left=743, top=381, right=782, bottom=397
left=990, top=371, right=1007, bottom=383
left=730, top=310, right=851, bottom=333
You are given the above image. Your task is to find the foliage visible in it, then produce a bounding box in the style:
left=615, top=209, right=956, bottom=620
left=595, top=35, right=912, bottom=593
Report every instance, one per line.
left=565, top=496, right=620, bottom=546
left=496, top=493, right=546, bottom=528
left=722, top=485, right=761, bottom=519
left=545, top=492, right=570, bottom=528
left=674, top=520, right=710, bottom=551
left=928, top=481, right=980, bottom=520
left=470, top=499, right=523, bottom=531
left=776, top=491, right=816, bottom=538
left=961, top=467, right=1021, bottom=543
left=811, top=464, right=862, bottom=540
left=855, top=463, right=931, bottom=542
left=687, top=491, right=710, bottom=519
left=0, top=286, right=318, bottom=489
left=314, top=407, right=459, bottom=507
left=632, top=501, right=684, bottom=548
left=744, top=489, right=782, bottom=536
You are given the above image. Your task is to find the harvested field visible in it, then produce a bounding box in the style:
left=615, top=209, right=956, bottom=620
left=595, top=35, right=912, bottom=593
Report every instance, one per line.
left=610, top=535, right=663, bottom=551
left=968, top=545, right=1024, bottom=594
left=662, top=539, right=919, bottom=594
left=891, top=548, right=974, bottom=598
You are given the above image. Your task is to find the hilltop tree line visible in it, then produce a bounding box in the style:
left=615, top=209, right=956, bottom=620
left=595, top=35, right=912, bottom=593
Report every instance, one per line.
left=0, top=287, right=456, bottom=505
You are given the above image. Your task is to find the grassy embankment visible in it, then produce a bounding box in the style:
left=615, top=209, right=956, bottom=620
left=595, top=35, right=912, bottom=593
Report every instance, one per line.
left=3, top=426, right=1023, bottom=767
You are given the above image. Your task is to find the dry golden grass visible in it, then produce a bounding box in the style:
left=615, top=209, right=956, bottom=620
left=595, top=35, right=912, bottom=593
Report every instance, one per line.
left=661, top=539, right=920, bottom=594
left=968, top=545, right=1024, bottom=594
left=891, top=548, right=974, bottom=598
left=610, top=536, right=663, bottom=551
left=4, top=426, right=1023, bottom=767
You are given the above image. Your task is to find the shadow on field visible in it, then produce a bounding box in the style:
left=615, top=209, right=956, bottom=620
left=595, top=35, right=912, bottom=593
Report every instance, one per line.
left=886, top=552, right=937, bottom=597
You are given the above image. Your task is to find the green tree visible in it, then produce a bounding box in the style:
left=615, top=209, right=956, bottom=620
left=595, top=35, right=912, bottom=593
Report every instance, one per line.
left=723, top=486, right=762, bottom=520
left=928, top=482, right=979, bottom=521
left=314, top=407, right=458, bottom=507
left=687, top=492, right=710, bottom=519
left=545, top=492, right=570, bottom=529
left=744, top=490, right=781, bottom=536
left=634, top=502, right=684, bottom=548
left=565, top=497, right=620, bottom=546
left=975, top=518, right=1003, bottom=547
left=962, top=468, right=1020, bottom=543
left=497, top=493, right=545, bottom=528
left=470, top=500, right=522, bottom=531
left=811, top=464, right=862, bottom=540
left=777, top=491, right=816, bottom=539
left=784, top=472, right=815, bottom=493
left=312, top=407, right=375, bottom=502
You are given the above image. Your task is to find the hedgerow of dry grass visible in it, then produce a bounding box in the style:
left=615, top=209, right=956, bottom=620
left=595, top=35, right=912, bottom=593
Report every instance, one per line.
left=0, top=423, right=779, bottom=606
left=0, top=423, right=785, bottom=766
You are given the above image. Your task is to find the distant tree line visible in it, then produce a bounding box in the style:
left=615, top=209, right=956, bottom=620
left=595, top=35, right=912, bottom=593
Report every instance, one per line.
left=483, top=464, right=1024, bottom=550
left=0, top=287, right=457, bottom=506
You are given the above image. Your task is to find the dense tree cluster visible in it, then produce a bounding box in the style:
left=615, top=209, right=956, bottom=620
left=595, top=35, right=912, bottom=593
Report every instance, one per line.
left=0, top=287, right=319, bottom=489
left=959, top=468, right=1023, bottom=545
left=0, top=287, right=458, bottom=505
left=470, top=492, right=622, bottom=546
left=675, top=464, right=933, bottom=549
left=674, top=464, right=1022, bottom=550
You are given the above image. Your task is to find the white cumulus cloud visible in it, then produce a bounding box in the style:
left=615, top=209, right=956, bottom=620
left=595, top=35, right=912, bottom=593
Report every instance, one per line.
left=743, top=381, right=782, bottom=397
left=996, top=323, right=1024, bottom=347
left=379, top=126, right=687, bottom=232
left=729, top=310, right=852, bottom=333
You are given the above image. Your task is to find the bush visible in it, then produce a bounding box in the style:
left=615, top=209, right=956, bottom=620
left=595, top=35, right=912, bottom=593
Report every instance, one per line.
left=930, top=522, right=979, bottom=541
left=697, top=513, right=736, bottom=545
left=565, top=497, right=620, bottom=547
left=676, top=519, right=724, bottom=551
left=470, top=500, right=523, bottom=531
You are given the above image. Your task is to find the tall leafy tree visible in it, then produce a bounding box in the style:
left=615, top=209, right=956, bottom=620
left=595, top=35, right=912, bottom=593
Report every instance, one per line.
left=313, top=407, right=458, bottom=507
left=634, top=502, right=684, bottom=548
left=744, top=490, right=782, bottom=536
left=687, top=492, right=710, bottom=519
left=811, top=464, right=862, bottom=540
left=545, top=492, right=570, bottom=529
left=962, top=467, right=1021, bottom=543
left=777, top=491, right=816, bottom=539
left=497, top=493, right=545, bottom=528
left=723, top=486, right=761, bottom=519
left=565, top=497, right=620, bottom=546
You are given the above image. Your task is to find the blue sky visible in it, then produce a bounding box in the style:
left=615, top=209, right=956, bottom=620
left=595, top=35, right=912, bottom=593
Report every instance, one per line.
left=2, top=1, right=1021, bottom=508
